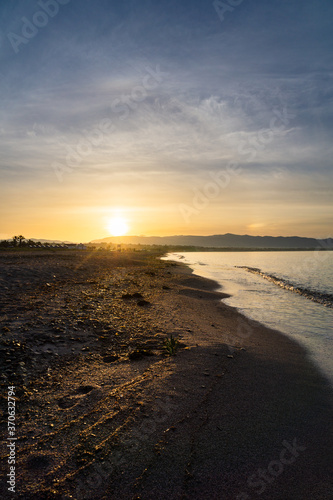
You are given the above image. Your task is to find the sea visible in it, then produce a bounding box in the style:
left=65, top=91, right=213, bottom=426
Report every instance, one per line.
left=162, top=251, right=333, bottom=386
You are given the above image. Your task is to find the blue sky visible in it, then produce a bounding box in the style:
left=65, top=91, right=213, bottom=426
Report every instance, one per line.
left=0, top=0, right=332, bottom=240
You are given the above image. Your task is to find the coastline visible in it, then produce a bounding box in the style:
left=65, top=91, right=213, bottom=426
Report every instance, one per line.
left=0, top=250, right=332, bottom=499
left=164, top=250, right=333, bottom=388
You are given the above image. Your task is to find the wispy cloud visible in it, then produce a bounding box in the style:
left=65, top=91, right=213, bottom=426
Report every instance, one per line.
left=0, top=0, right=332, bottom=239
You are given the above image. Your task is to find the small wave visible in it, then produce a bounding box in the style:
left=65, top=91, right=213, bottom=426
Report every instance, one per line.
left=236, top=266, right=333, bottom=308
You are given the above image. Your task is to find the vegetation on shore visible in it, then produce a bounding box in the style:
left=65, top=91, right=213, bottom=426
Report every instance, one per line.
left=1, top=235, right=332, bottom=253
left=163, top=334, right=180, bottom=355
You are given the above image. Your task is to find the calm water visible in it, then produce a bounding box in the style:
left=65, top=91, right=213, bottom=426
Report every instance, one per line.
left=163, top=251, right=333, bottom=386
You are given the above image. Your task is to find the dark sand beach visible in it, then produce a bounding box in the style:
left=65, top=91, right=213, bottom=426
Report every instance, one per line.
left=0, top=250, right=332, bottom=499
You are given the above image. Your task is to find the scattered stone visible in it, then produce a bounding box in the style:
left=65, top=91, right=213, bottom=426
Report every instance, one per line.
left=128, top=349, right=153, bottom=360
left=137, top=299, right=150, bottom=307
left=102, top=354, right=119, bottom=363
left=121, top=292, right=143, bottom=299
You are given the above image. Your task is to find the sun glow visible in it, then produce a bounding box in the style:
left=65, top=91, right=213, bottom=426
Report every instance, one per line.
left=106, top=216, right=129, bottom=237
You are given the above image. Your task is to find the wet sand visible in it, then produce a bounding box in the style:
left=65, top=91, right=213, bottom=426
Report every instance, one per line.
left=0, top=250, right=332, bottom=499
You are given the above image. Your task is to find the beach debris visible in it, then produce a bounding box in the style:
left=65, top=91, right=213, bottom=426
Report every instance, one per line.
left=165, top=425, right=176, bottom=433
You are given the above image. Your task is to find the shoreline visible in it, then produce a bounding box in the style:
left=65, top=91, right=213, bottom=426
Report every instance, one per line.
left=0, top=250, right=332, bottom=499
left=164, top=251, right=333, bottom=388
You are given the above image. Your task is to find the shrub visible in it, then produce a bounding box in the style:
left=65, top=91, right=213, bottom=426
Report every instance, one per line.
left=163, top=335, right=180, bottom=355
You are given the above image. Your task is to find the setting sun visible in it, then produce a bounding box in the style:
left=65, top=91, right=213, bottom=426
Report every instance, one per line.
left=106, top=216, right=129, bottom=237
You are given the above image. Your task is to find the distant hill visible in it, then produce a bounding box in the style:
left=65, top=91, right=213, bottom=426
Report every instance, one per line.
left=91, top=233, right=333, bottom=250
left=30, top=238, right=74, bottom=244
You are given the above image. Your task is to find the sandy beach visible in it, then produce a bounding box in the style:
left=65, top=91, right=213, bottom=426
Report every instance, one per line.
left=0, top=250, right=332, bottom=500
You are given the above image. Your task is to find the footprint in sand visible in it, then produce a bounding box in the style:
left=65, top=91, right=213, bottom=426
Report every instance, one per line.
left=57, top=384, right=101, bottom=409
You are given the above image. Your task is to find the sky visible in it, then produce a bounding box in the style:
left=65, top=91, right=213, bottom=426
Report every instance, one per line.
left=0, top=0, right=332, bottom=242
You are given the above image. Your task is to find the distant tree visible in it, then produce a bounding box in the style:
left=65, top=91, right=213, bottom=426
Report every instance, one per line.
left=12, top=235, right=26, bottom=246
left=18, top=235, right=25, bottom=246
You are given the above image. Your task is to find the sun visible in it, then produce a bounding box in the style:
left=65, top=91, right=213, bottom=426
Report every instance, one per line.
left=106, top=216, right=129, bottom=237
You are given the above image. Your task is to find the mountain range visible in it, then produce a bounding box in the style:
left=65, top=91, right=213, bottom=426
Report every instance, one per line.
left=91, top=233, right=333, bottom=250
